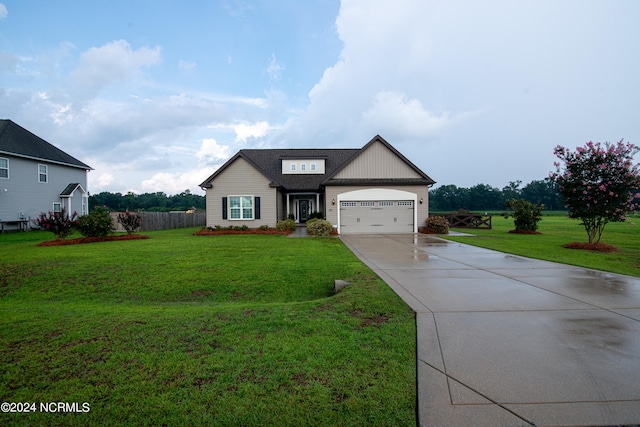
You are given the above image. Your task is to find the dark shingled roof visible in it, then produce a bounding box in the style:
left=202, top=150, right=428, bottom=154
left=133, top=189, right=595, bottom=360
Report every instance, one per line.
left=200, top=135, right=436, bottom=191
left=60, top=183, right=84, bottom=196
left=0, top=119, right=92, bottom=170
left=201, top=148, right=360, bottom=191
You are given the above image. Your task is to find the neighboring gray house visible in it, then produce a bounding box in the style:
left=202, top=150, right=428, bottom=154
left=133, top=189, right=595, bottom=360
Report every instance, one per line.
left=199, top=135, right=436, bottom=234
left=0, top=120, right=92, bottom=231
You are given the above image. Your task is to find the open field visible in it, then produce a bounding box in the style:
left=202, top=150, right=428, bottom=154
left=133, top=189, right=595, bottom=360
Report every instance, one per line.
left=0, top=229, right=416, bottom=426
left=444, top=214, right=640, bottom=277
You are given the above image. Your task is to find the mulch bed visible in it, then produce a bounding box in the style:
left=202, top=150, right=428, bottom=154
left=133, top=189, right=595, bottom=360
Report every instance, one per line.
left=562, top=242, right=620, bottom=252
left=508, top=230, right=542, bottom=234
left=193, top=229, right=291, bottom=236
left=38, top=234, right=150, bottom=246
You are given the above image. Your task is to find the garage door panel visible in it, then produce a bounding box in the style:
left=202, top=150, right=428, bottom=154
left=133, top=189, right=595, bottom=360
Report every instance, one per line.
left=340, top=200, right=413, bottom=234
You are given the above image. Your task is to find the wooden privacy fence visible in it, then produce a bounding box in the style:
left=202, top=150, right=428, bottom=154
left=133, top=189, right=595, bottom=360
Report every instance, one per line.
left=444, top=213, right=492, bottom=229
left=110, top=211, right=206, bottom=232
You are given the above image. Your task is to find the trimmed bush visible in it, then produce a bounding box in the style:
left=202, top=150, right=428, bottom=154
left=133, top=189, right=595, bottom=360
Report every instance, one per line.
left=503, top=198, right=544, bottom=232
left=425, top=215, right=450, bottom=234
left=77, top=206, right=115, bottom=238
left=276, top=219, right=296, bottom=231
left=307, top=219, right=333, bottom=237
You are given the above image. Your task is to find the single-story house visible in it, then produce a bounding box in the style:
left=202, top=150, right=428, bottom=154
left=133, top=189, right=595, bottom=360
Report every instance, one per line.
left=199, top=135, right=436, bottom=234
left=0, top=119, right=92, bottom=231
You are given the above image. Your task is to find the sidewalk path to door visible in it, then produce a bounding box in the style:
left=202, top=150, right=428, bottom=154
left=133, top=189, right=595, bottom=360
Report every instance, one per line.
left=340, top=233, right=640, bottom=427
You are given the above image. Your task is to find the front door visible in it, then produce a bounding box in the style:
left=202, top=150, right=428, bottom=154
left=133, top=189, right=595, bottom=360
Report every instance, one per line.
left=299, top=200, right=311, bottom=222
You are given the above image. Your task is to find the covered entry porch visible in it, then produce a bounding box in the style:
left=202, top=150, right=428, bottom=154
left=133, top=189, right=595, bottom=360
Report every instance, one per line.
left=285, top=192, right=323, bottom=223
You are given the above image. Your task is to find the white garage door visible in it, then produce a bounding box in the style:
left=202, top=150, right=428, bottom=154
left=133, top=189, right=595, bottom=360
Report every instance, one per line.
left=340, top=200, right=414, bottom=234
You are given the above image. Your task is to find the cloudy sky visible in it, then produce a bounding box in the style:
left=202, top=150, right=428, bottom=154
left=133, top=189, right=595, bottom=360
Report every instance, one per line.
left=1, top=0, right=638, bottom=195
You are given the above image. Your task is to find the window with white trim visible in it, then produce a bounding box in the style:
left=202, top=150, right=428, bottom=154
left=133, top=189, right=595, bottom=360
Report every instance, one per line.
left=229, top=196, right=254, bottom=220
left=38, top=164, right=48, bottom=183
left=290, top=163, right=296, bottom=171
left=300, top=163, right=306, bottom=171
left=53, top=203, right=61, bottom=213
left=310, top=163, right=316, bottom=171
left=0, top=158, right=8, bottom=179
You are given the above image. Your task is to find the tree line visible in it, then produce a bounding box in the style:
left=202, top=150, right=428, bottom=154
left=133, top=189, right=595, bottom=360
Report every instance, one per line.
left=429, top=179, right=564, bottom=212
left=90, top=179, right=565, bottom=213
left=89, top=190, right=206, bottom=212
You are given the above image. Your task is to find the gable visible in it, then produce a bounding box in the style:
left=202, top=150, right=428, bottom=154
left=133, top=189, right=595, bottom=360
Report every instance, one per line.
left=330, top=137, right=427, bottom=181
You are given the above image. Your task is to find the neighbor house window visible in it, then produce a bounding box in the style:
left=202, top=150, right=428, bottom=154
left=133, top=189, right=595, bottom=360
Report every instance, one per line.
left=38, top=164, right=48, bottom=183
left=53, top=203, right=61, bottom=213
left=0, top=158, right=8, bottom=178
left=300, top=163, right=306, bottom=171
left=310, top=163, right=316, bottom=171
left=290, top=163, right=296, bottom=171
left=229, top=196, right=254, bottom=220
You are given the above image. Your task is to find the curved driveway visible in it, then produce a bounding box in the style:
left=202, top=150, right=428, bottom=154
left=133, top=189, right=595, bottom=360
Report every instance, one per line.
left=340, top=234, right=640, bottom=427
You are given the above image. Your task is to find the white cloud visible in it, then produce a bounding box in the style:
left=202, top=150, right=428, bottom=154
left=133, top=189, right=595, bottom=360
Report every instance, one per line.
left=234, top=121, right=271, bottom=143
left=0, top=3, right=7, bottom=19
left=141, top=169, right=214, bottom=195
left=361, top=91, right=456, bottom=140
left=69, top=40, right=161, bottom=101
left=97, top=173, right=114, bottom=188
left=197, top=138, right=231, bottom=165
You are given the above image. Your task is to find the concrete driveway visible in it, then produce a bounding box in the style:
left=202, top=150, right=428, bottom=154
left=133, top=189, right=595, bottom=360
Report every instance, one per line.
left=340, top=234, right=640, bottom=427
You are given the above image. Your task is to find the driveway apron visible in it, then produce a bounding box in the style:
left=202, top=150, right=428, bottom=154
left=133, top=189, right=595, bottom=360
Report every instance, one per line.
left=340, top=234, right=640, bottom=427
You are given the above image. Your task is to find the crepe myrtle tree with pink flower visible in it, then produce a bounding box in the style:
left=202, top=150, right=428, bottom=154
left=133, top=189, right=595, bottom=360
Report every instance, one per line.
left=550, top=140, right=640, bottom=245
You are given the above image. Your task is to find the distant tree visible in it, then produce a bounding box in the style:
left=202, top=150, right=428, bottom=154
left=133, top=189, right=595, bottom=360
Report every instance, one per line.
left=521, top=179, right=562, bottom=210
left=502, top=180, right=522, bottom=201
left=468, top=183, right=503, bottom=210
left=550, top=140, right=640, bottom=244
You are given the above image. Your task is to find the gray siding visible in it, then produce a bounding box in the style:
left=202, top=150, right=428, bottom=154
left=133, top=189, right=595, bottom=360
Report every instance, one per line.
left=0, top=154, right=88, bottom=227
left=205, top=157, right=277, bottom=228
left=332, top=140, right=423, bottom=179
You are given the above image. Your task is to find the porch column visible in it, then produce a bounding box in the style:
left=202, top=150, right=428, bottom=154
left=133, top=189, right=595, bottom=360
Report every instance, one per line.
left=316, top=193, right=320, bottom=214
left=286, top=194, right=290, bottom=218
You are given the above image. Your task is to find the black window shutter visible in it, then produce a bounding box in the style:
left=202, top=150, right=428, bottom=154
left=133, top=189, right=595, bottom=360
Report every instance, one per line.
left=255, top=197, right=261, bottom=219
left=222, top=197, right=227, bottom=220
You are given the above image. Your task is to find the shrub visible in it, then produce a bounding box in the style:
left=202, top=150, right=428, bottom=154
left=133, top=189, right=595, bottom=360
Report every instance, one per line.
left=306, top=219, right=333, bottom=236
left=117, top=211, right=142, bottom=234
left=276, top=219, right=296, bottom=231
left=308, top=211, right=324, bottom=220
left=503, top=198, right=544, bottom=231
left=425, top=215, right=450, bottom=234
left=258, top=225, right=270, bottom=231
left=32, top=209, right=78, bottom=239
left=77, top=206, right=114, bottom=238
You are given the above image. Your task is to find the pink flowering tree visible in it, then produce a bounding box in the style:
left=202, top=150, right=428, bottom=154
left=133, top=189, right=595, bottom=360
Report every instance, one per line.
left=550, top=140, right=640, bottom=244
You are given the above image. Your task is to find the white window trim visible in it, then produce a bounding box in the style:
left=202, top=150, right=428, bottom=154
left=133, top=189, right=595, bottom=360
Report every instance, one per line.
left=53, top=202, right=61, bottom=213
left=228, top=195, right=254, bottom=220
left=0, top=157, right=8, bottom=179
left=38, top=164, right=48, bottom=183
left=300, top=163, right=306, bottom=171
left=310, top=163, right=316, bottom=171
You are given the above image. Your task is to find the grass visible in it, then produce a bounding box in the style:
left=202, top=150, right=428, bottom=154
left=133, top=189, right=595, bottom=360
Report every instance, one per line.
left=0, top=229, right=416, bottom=426
left=443, top=214, right=640, bottom=277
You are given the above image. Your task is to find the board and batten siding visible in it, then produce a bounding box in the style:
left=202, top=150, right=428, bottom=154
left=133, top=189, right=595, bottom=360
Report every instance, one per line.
left=331, top=140, right=423, bottom=180
left=204, top=157, right=277, bottom=228
left=324, top=184, right=429, bottom=230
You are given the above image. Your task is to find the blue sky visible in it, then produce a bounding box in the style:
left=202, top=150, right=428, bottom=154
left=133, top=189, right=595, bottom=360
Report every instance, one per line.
left=1, top=0, right=638, bottom=195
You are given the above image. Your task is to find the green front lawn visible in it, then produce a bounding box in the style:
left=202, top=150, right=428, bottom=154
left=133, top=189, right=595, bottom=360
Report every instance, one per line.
left=444, top=214, right=640, bottom=277
left=0, top=230, right=416, bottom=426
